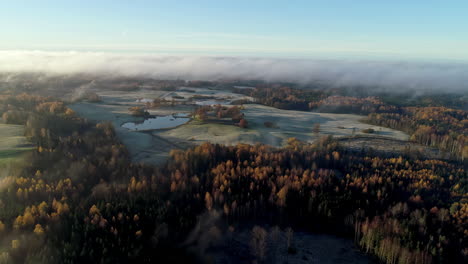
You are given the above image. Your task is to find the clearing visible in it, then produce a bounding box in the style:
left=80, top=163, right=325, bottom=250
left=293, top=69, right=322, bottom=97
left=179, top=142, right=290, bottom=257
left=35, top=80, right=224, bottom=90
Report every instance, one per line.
left=70, top=87, right=410, bottom=165
left=0, top=123, right=33, bottom=167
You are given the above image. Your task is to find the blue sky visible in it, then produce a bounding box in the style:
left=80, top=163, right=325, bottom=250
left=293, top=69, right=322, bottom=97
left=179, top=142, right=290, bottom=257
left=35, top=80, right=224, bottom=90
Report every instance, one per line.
left=1, top=0, right=467, bottom=60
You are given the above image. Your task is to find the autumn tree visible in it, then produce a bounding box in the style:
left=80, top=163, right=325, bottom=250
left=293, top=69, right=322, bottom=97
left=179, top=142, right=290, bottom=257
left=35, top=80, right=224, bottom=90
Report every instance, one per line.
left=239, top=118, right=248, bottom=128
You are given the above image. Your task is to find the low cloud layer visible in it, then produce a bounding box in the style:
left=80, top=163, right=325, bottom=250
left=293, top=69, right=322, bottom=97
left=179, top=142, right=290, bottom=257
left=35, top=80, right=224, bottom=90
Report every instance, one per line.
left=0, top=50, right=467, bottom=92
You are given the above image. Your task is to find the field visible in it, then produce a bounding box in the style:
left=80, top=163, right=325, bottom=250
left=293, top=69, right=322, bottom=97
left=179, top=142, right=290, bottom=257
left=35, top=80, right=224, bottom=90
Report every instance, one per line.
left=70, top=87, right=411, bottom=165
left=0, top=123, right=33, bottom=167
left=158, top=104, right=408, bottom=146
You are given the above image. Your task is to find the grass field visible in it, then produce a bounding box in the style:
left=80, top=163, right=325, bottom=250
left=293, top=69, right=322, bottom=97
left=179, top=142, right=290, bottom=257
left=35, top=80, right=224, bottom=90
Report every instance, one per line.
left=70, top=87, right=412, bottom=166
left=0, top=123, right=33, bottom=167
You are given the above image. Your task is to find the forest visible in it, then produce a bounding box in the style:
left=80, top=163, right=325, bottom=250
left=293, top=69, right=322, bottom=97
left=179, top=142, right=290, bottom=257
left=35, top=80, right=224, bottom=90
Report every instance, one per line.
left=0, top=93, right=466, bottom=263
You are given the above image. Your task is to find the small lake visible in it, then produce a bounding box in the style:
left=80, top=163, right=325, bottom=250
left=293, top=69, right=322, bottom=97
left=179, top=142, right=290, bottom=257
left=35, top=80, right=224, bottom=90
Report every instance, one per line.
left=122, top=114, right=191, bottom=131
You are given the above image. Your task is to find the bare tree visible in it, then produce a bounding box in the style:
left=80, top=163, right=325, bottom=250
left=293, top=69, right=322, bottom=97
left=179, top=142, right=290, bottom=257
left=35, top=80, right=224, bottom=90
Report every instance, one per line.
left=285, top=227, right=294, bottom=250
left=250, top=226, right=267, bottom=262
left=268, top=226, right=281, bottom=263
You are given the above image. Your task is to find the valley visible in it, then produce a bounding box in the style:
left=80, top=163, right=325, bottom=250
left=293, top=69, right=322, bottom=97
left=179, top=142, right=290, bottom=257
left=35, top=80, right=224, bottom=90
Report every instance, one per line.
left=70, top=86, right=412, bottom=165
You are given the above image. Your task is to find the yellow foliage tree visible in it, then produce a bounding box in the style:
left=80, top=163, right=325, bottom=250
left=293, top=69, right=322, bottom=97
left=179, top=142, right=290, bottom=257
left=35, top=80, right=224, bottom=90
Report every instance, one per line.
left=16, top=188, right=23, bottom=199
left=22, top=211, right=35, bottom=227
left=89, top=205, right=100, bottom=215
left=11, top=240, right=20, bottom=249
left=13, top=216, right=23, bottom=230
left=205, top=192, right=213, bottom=211
left=34, top=224, right=44, bottom=235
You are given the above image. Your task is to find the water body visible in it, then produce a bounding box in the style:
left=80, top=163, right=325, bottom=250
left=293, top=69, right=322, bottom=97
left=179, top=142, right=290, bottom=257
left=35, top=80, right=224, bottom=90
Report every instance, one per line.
left=122, top=114, right=190, bottom=131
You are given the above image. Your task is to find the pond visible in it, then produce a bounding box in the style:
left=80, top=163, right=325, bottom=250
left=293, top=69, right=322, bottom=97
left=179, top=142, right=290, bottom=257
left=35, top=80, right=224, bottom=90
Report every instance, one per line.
left=122, top=114, right=191, bottom=131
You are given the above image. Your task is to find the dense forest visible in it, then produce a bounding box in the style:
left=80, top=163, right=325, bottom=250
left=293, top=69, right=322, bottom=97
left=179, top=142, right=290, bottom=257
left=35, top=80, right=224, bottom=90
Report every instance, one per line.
left=366, top=107, right=467, bottom=160
left=0, top=93, right=466, bottom=263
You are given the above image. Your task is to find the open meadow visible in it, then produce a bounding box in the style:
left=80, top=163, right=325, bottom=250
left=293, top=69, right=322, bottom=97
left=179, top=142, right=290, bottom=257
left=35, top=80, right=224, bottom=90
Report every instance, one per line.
left=0, top=123, right=33, bottom=168
left=71, top=86, right=413, bottom=165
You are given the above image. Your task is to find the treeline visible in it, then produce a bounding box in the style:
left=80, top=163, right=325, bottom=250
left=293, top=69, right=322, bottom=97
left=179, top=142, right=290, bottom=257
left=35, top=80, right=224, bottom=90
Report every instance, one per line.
left=309, top=96, right=399, bottom=114
left=237, top=84, right=467, bottom=112
left=193, top=105, right=248, bottom=127
left=366, top=107, right=467, bottom=160
left=236, top=86, right=389, bottom=113
left=236, top=86, right=326, bottom=110
left=0, top=93, right=466, bottom=263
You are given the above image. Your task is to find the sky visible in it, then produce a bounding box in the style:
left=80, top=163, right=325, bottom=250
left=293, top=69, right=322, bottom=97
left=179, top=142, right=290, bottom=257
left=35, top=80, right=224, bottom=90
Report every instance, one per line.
left=1, top=0, right=468, bottom=60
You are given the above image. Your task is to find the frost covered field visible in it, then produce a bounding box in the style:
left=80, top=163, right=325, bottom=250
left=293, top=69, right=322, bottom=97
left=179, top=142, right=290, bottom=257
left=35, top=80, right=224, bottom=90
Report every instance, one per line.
left=0, top=123, right=32, bottom=167
left=71, top=86, right=409, bottom=165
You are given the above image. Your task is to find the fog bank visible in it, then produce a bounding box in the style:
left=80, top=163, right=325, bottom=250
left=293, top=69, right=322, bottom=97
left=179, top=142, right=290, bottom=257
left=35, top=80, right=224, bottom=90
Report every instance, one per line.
left=0, top=50, right=467, bottom=91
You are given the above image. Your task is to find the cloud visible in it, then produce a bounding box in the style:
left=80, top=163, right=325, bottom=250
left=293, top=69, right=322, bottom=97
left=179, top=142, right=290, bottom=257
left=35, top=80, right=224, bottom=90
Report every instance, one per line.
left=0, top=50, right=467, bottom=92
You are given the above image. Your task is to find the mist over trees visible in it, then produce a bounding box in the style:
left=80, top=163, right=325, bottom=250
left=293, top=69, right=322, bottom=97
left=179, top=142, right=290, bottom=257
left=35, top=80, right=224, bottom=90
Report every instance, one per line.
left=1, top=51, right=468, bottom=92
